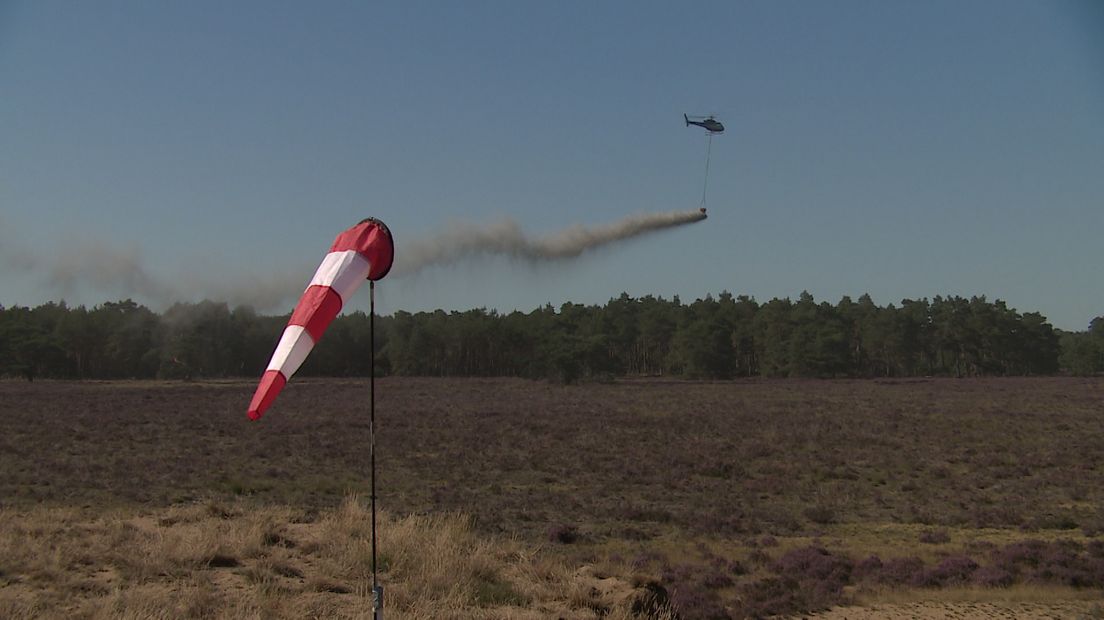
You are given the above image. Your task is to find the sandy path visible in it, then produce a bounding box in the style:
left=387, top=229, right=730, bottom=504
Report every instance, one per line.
left=808, top=600, right=1103, bottom=619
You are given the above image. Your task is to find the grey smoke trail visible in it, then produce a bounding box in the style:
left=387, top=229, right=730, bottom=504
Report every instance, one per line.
left=0, top=220, right=303, bottom=312
left=48, top=243, right=178, bottom=303
left=1, top=209, right=707, bottom=309
left=393, top=208, right=707, bottom=277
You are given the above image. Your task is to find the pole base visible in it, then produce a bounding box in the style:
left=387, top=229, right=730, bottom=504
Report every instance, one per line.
left=372, top=585, right=384, bottom=618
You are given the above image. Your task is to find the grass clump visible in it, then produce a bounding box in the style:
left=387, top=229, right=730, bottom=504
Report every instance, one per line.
left=0, top=498, right=667, bottom=619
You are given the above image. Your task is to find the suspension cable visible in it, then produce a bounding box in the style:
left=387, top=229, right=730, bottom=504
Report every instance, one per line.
left=700, top=132, right=713, bottom=208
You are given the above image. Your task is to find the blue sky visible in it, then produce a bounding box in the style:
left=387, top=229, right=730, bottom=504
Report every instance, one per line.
left=1, top=0, right=1101, bottom=330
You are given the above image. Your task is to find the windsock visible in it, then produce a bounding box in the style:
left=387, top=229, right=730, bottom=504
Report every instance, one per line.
left=248, top=218, right=394, bottom=421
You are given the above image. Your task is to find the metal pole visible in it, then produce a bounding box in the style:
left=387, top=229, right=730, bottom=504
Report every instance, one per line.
left=370, top=281, right=383, bottom=618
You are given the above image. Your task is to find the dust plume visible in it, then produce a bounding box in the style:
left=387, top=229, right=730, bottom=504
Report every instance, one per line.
left=393, top=208, right=707, bottom=277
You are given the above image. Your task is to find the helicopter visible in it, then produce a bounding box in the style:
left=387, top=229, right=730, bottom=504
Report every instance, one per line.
left=684, top=114, right=724, bottom=134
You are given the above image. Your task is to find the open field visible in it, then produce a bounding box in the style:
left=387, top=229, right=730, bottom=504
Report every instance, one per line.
left=1, top=377, right=1102, bottom=618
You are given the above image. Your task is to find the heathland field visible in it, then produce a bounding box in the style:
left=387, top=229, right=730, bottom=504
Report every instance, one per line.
left=1, top=377, right=1102, bottom=618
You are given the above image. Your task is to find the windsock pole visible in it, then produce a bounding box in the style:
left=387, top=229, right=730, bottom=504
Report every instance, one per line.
left=244, top=218, right=393, bottom=615
left=370, top=280, right=383, bottom=618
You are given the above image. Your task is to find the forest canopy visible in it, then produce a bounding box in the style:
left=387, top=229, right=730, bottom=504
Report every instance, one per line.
left=1, top=293, right=1100, bottom=382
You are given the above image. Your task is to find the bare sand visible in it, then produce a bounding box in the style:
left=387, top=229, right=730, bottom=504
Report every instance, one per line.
left=808, top=600, right=1103, bottom=619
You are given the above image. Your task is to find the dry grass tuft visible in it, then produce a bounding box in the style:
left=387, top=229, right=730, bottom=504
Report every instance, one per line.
left=0, top=498, right=668, bottom=619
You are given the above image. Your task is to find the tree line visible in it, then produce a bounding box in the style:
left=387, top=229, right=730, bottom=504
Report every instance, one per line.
left=0, top=294, right=1100, bottom=382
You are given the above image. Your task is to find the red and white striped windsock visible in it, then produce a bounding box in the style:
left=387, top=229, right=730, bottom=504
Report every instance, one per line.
left=248, top=218, right=394, bottom=421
